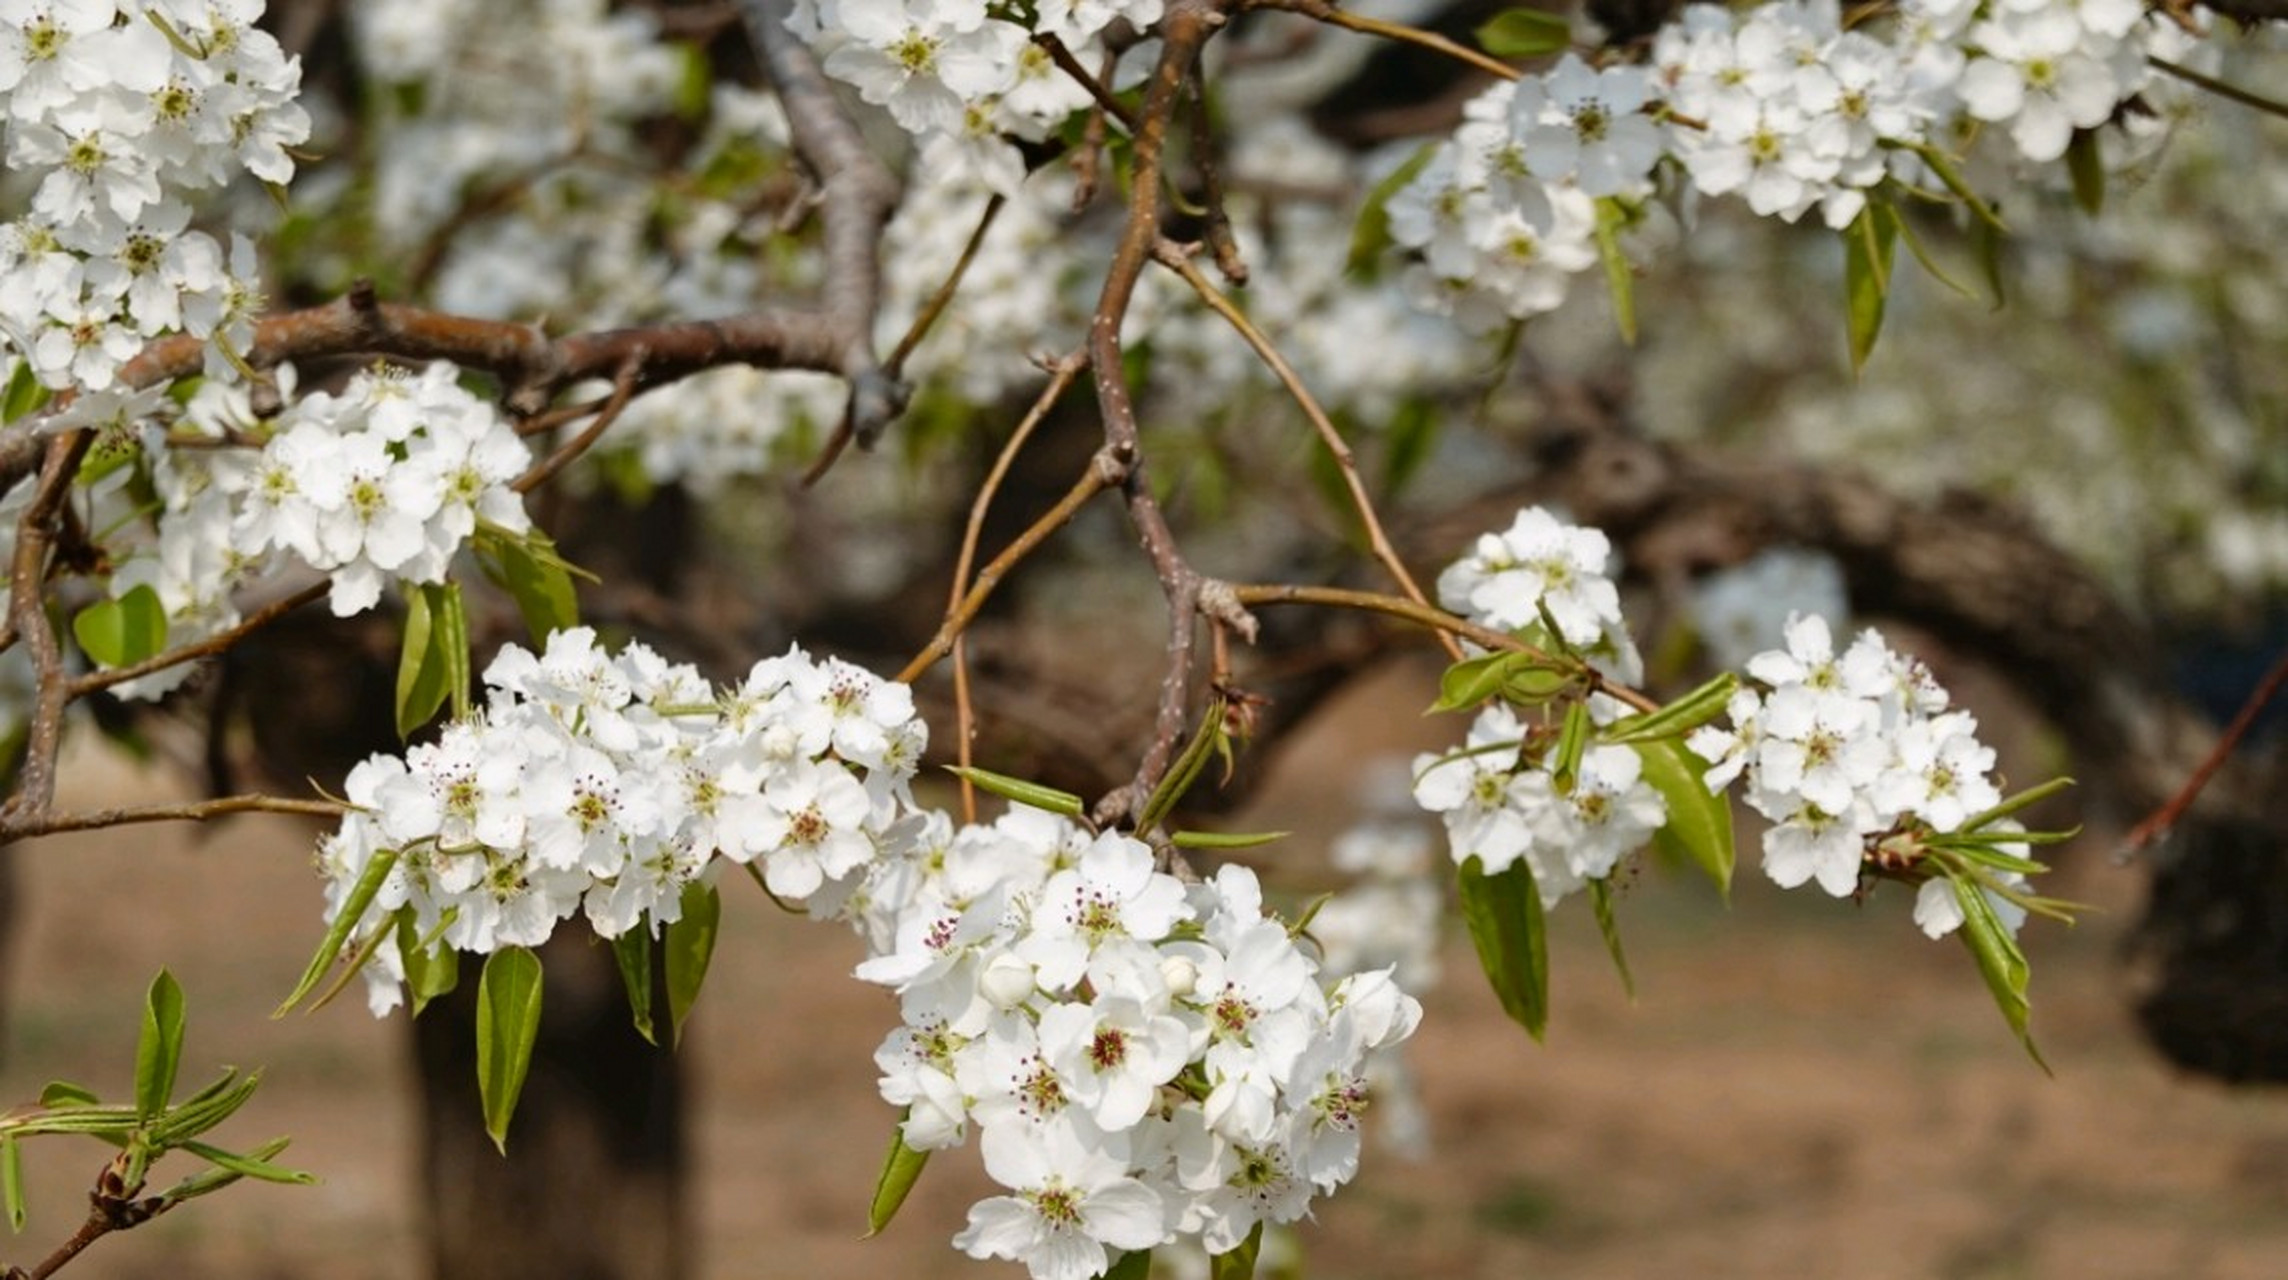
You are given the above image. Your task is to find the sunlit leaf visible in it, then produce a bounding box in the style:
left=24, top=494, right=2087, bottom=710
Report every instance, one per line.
left=1598, top=673, right=1738, bottom=744
left=134, top=969, right=186, bottom=1123
left=1474, top=7, right=1571, bottom=57
left=1, top=361, right=48, bottom=425
left=73, top=585, right=169, bottom=669
left=474, top=524, right=585, bottom=646
left=1952, top=875, right=2048, bottom=1071
left=477, top=946, right=545, bottom=1154
left=1633, top=737, right=1734, bottom=898
left=1457, top=855, right=1549, bottom=1040
left=277, top=847, right=400, bottom=1016
left=944, top=766, right=1085, bottom=817
left=864, top=1120, right=930, bottom=1237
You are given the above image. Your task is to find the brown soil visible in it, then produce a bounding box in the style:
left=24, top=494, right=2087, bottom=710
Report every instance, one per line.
left=7, top=668, right=2287, bottom=1280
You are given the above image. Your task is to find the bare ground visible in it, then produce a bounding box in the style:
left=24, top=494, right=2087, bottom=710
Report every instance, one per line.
left=6, top=667, right=2288, bottom=1280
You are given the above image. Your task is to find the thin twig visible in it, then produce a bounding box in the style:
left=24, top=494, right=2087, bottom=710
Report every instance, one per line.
left=2119, top=640, right=2288, bottom=856
left=941, top=353, right=1088, bottom=820
left=1248, top=0, right=1521, bottom=82
left=1, top=794, right=351, bottom=842
left=1036, top=33, right=1142, bottom=133
left=1150, top=240, right=1464, bottom=662
left=886, top=195, right=1007, bottom=378
left=69, top=581, right=329, bottom=697
left=1182, top=86, right=1248, bottom=285
left=512, top=352, right=644, bottom=493
left=2149, top=55, right=2288, bottom=120
left=1227, top=581, right=1659, bottom=713
left=897, top=447, right=1124, bottom=686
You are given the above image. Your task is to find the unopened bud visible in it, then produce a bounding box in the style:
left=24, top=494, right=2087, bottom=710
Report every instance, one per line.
left=979, top=953, right=1036, bottom=1010
left=1160, top=955, right=1200, bottom=999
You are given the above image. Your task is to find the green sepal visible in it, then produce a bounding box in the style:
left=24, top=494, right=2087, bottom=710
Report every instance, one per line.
left=1588, top=878, right=1635, bottom=1000
left=1598, top=673, right=1738, bottom=745
left=1428, top=650, right=1574, bottom=714
left=134, top=969, right=186, bottom=1123
left=1632, top=737, right=1735, bottom=899
left=395, top=580, right=469, bottom=739
left=864, top=1120, right=930, bottom=1237
left=73, top=584, right=169, bottom=669
left=1474, top=7, right=1570, bottom=56
left=944, top=766, right=1085, bottom=818
left=1457, top=855, right=1549, bottom=1041
left=277, top=846, right=401, bottom=1016
left=477, top=946, right=545, bottom=1155
left=1170, top=829, right=1289, bottom=850
left=1950, top=874, right=2048, bottom=1072
left=1211, top=1220, right=1265, bottom=1280
left=612, top=928, right=657, bottom=1046
left=664, top=881, right=720, bottom=1049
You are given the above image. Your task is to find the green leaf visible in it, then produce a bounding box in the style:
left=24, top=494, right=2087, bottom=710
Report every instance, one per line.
left=864, top=1121, right=930, bottom=1237
left=1429, top=650, right=1573, bottom=714
left=1598, top=673, right=1739, bottom=744
left=1348, top=142, right=1437, bottom=275
left=395, top=910, right=460, bottom=1016
left=1844, top=199, right=1898, bottom=373
left=276, top=847, right=400, bottom=1016
left=943, top=766, right=1086, bottom=817
left=73, top=584, right=169, bottom=669
left=1550, top=697, right=1591, bottom=787
left=474, top=524, right=584, bottom=646
left=2064, top=127, right=2104, bottom=215
left=477, top=946, right=545, bottom=1155
left=1633, top=737, right=1735, bottom=898
left=1474, top=7, right=1571, bottom=57
left=1962, top=777, right=2074, bottom=831
left=1104, top=1250, right=1153, bottom=1280
left=2, top=1133, right=22, bottom=1232
left=1588, top=878, right=1635, bottom=1000
left=395, top=581, right=469, bottom=738
left=2, top=361, right=49, bottom=425
left=134, top=969, right=186, bottom=1123
left=1593, top=197, right=1638, bottom=345
left=1457, top=855, right=1549, bottom=1041
left=174, top=1137, right=315, bottom=1188
left=1211, top=1220, right=1265, bottom=1280
left=664, top=881, right=719, bottom=1049
left=38, top=1081, right=97, bottom=1108
left=612, top=929, right=656, bottom=1046
left=1170, top=829, right=1290, bottom=850
left=1951, top=875, right=2048, bottom=1071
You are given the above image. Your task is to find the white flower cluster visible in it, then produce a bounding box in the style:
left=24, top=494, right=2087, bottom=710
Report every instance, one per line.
left=1388, top=0, right=2205, bottom=325
left=855, top=808, right=1420, bottom=1280
left=1413, top=507, right=1667, bottom=907
left=1686, top=612, right=2013, bottom=916
left=189, top=362, right=533, bottom=619
left=797, top=0, right=1123, bottom=198
left=317, top=626, right=925, bottom=1015
left=0, top=0, right=308, bottom=395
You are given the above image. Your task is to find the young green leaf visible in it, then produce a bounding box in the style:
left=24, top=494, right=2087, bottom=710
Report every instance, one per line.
left=1348, top=141, right=1437, bottom=275
left=2, top=1133, right=23, bottom=1232
left=1952, top=876, right=2049, bottom=1072
left=864, top=1120, right=931, bottom=1237
left=474, top=524, right=585, bottom=645
left=38, top=1081, right=98, bottom=1108
left=394, top=584, right=448, bottom=738
left=944, top=766, right=1086, bottom=817
left=1594, top=197, right=1638, bottom=345
left=1457, top=855, right=1550, bottom=1041
left=395, top=911, right=461, bottom=1016
left=1211, top=1221, right=1265, bottom=1280
left=664, top=881, right=720, bottom=1048
left=174, top=1137, right=316, bottom=1187
left=612, top=929, right=657, bottom=1046
left=1, top=361, right=48, bottom=425
left=1598, top=672, right=1738, bottom=744
left=276, top=848, right=401, bottom=1016
left=1588, top=878, right=1635, bottom=1000
left=1474, top=7, right=1571, bottom=57
left=1632, top=737, right=1735, bottom=898
left=2064, top=127, right=2104, bottom=215
left=1104, top=1250, right=1153, bottom=1280
left=477, top=946, right=545, bottom=1154
left=1844, top=200, right=1898, bottom=373
left=134, top=969, right=186, bottom=1123
left=73, top=585, right=169, bottom=669
left=1170, top=829, right=1290, bottom=850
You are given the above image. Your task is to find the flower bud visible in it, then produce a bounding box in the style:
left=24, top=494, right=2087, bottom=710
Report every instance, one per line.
left=1160, top=954, right=1200, bottom=999
left=979, top=952, right=1036, bottom=1009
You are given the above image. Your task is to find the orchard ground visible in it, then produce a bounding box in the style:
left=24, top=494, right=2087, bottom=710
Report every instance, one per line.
left=7, top=658, right=2288, bottom=1280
